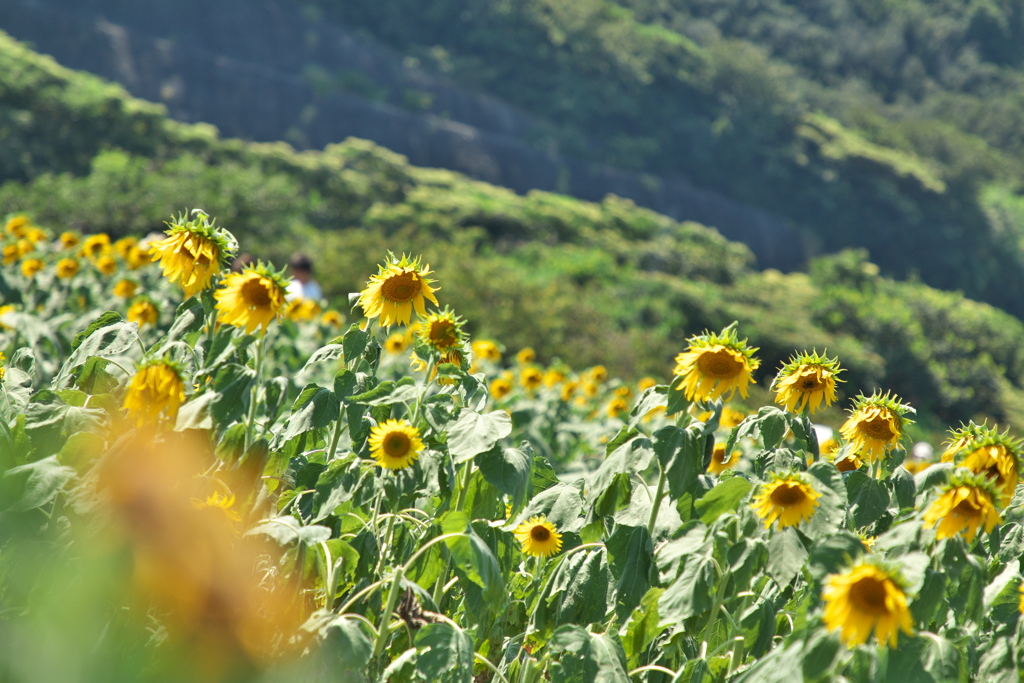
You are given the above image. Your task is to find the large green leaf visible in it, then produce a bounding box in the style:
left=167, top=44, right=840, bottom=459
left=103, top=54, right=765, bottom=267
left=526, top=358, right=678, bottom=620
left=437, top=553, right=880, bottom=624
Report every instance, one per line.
left=653, top=424, right=704, bottom=499
left=514, top=482, right=585, bottom=533
left=414, top=623, right=474, bottom=683
left=476, top=445, right=532, bottom=510
left=441, top=512, right=504, bottom=605
left=766, top=527, right=807, bottom=587
left=280, top=385, right=341, bottom=442
left=845, top=470, right=889, bottom=528
left=446, top=409, right=512, bottom=463
left=658, top=552, right=716, bottom=624
left=1, top=455, right=75, bottom=512
left=536, top=550, right=613, bottom=632
left=548, top=625, right=629, bottom=683
left=695, top=476, right=752, bottom=524
left=605, top=524, right=655, bottom=621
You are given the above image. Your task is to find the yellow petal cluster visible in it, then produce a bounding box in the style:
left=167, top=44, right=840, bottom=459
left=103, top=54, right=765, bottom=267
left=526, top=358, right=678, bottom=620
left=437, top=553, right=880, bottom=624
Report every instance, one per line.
left=368, top=419, right=423, bottom=470
left=358, top=259, right=439, bottom=327
left=123, top=362, right=186, bottom=425
left=215, top=269, right=287, bottom=334
left=513, top=516, right=562, bottom=557
left=822, top=563, right=913, bottom=647
left=674, top=344, right=758, bottom=403
left=840, top=404, right=902, bottom=463
left=751, top=476, right=821, bottom=529
left=150, top=230, right=221, bottom=298
left=773, top=363, right=839, bottom=414
left=922, top=484, right=1001, bottom=542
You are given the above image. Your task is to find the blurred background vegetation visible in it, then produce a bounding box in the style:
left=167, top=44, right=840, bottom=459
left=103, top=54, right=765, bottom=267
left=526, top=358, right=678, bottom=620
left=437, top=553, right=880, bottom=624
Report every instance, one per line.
left=4, top=0, right=1024, bottom=438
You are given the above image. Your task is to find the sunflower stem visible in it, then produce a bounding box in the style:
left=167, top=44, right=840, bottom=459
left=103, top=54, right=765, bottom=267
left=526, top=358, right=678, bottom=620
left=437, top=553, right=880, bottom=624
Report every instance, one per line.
left=374, top=512, right=398, bottom=576
left=454, top=460, right=475, bottom=513
left=326, top=416, right=347, bottom=461
left=647, top=461, right=668, bottom=537
left=410, top=358, right=436, bottom=426
left=371, top=565, right=405, bottom=661
left=243, top=332, right=267, bottom=453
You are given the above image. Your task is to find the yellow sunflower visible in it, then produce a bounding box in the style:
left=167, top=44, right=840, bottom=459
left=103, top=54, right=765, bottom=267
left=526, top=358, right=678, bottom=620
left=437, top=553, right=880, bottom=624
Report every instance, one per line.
left=113, top=279, right=139, bottom=298
left=941, top=421, right=993, bottom=463
left=0, top=351, right=6, bottom=382
left=516, top=347, right=536, bottom=365
left=586, top=365, right=609, bottom=383
left=839, top=392, right=912, bottom=464
left=472, top=339, right=502, bottom=362
left=637, top=377, right=658, bottom=392
left=358, top=254, right=439, bottom=327
left=56, top=258, right=79, bottom=279
left=20, top=258, right=43, bottom=278
left=673, top=324, right=759, bottom=403
left=606, top=397, right=629, bottom=419
left=113, top=236, right=138, bottom=259
left=384, top=331, right=408, bottom=354
left=123, top=361, right=186, bottom=425
left=95, top=255, right=117, bottom=276
left=751, top=473, right=821, bottom=530
left=320, top=310, right=345, bottom=327
left=125, top=245, right=151, bottom=270
left=708, top=443, right=740, bottom=474
left=25, top=227, right=48, bottom=245
left=490, top=375, right=514, bottom=400
left=5, top=215, right=29, bottom=238
left=81, top=233, right=111, bottom=261
left=960, top=438, right=1020, bottom=506
left=214, top=266, right=288, bottom=334
left=560, top=381, right=579, bottom=402
left=521, top=367, right=544, bottom=392
left=544, top=368, right=568, bottom=387
left=419, top=308, right=465, bottom=354
left=284, top=298, right=321, bottom=322
left=2, top=245, right=19, bottom=265
left=834, top=451, right=863, bottom=472
left=822, top=562, right=914, bottom=648
left=149, top=212, right=231, bottom=297
left=127, top=300, right=159, bottom=328
left=772, top=351, right=843, bottom=415
left=922, top=475, right=1001, bottom=543
left=368, top=419, right=423, bottom=470
left=190, top=491, right=242, bottom=526
left=514, top=516, right=562, bottom=557
left=59, top=231, right=80, bottom=249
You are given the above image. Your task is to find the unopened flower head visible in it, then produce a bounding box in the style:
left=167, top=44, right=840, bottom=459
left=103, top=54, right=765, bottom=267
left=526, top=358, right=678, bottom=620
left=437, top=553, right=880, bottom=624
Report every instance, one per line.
left=215, top=262, right=289, bottom=334
left=418, top=307, right=466, bottom=356
left=673, top=323, right=760, bottom=403
left=150, top=210, right=236, bottom=298
left=839, top=392, right=913, bottom=464
left=358, top=253, right=439, bottom=327
left=772, top=350, right=843, bottom=415
left=941, top=421, right=996, bottom=464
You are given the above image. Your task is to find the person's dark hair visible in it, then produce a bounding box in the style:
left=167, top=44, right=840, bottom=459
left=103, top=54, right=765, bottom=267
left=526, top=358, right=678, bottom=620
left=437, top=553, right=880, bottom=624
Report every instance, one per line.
left=289, top=252, right=314, bottom=272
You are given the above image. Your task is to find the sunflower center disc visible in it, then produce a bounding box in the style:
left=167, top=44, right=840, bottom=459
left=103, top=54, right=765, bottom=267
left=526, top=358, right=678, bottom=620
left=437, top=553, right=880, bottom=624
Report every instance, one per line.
left=697, top=349, right=743, bottom=379
left=530, top=526, right=551, bottom=542
left=861, top=416, right=894, bottom=440
left=952, top=498, right=982, bottom=519
left=241, top=278, right=272, bottom=307
left=382, top=272, right=420, bottom=302
left=850, top=577, right=888, bottom=614
left=771, top=484, right=804, bottom=507
left=385, top=433, right=410, bottom=458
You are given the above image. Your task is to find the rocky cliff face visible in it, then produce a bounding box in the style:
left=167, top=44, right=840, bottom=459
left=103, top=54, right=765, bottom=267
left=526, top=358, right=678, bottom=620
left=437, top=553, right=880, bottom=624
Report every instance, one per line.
left=0, top=0, right=804, bottom=269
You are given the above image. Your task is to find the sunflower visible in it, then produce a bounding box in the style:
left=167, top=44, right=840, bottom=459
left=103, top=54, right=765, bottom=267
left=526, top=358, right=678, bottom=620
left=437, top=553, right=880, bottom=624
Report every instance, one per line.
left=25, top=227, right=48, bottom=245
left=490, top=374, right=514, bottom=400
left=839, top=392, right=912, bottom=464
left=472, top=339, right=502, bottom=362
left=708, top=443, right=740, bottom=474
left=215, top=264, right=288, bottom=334
left=419, top=308, right=466, bottom=355
left=587, top=365, right=609, bottom=383
left=59, top=231, right=80, bottom=249
left=544, top=368, right=568, bottom=387
left=16, top=240, right=32, bottom=257
left=516, top=347, right=536, bottom=365
left=358, top=254, right=439, bottom=327
left=720, top=407, right=747, bottom=429
left=123, top=361, right=186, bottom=425
left=834, top=451, right=863, bottom=472
left=637, top=377, right=658, bottom=392
left=0, top=351, right=6, bottom=382
left=2, top=245, right=18, bottom=265
left=0, top=305, right=14, bottom=330
left=190, top=491, right=242, bottom=526
left=125, top=245, right=151, bottom=270
left=127, top=299, right=160, bottom=328
left=607, top=397, right=629, bottom=419
left=521, top=367, right=544, bottom=392
left=673, top=324, right=759, bottom=403
left=20, top=258, right=43, bottom=278
left=56, top=258, right=79, bottom=279
left=751, top=473, right=821, bottom=530
left=772, top=351, right=843, bottom=415
left=514, top=516, right=562, bottom=557
left=822, top=562, right=914, bottom=648
left=560, top=381, right=579, bottom=402
left=113, top=279, right=139, bottom=298
left=150, top=211, right=233, bottom=297
left=941, top=421, right=995, bottom=464
left=81, top=233, right=111, bottom=261
left=384, top=332, right=408, bottom=354
left=5, top=215, right=29, bottom=238
left=922, top=474, right=1001, bottom=542
left=368, top=419, right=423, bottom=470
left=320, top=310, right=345, bottom=327
left=959, top=433, right=1021, bottom=506
left=113, top=236, right=138, bottom=259
left=284, top=298, right=321, bottom=322
left=95, top=255, right=117, bottom=276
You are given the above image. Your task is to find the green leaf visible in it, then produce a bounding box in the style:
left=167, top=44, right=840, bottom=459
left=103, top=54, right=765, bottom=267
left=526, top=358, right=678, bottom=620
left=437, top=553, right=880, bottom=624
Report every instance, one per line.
left=891, top=466, right=917, bottom=510
left=659, top=553, right=716, bottom=623
left=695, top=476, right=752, bottom=524
left=548, top=625, right=630, bottom=683
left=414, top=623, right=474, bottom=683
left=605, top=524, right=655, bottom=621
left=165, top=298, right=205, bottom=344
left=246, top=516, right=332, bottom=546
left=281, top=385, right=341, bottom=441
left=174, top=392, right=217, bottom=431
left=441, top=512, right=504, bottom=605
left=320, top=616, right=373, bottom=673
left=653, top=424, right=704, bottom=499
left=801, top=629, right=840, bottom=681
left=628, top=386, right=667, bottom=429
left=589, top=435, right=653, bottom=502
left=342, top=325, right=370, bottom=364
left=885, top=633, right=965, bottom=683
left=666, top=376, right=689, bottom=416
left=515, top=482, right=585, bottom=533
left=71, top=311, right=123, bottom=351
left=211, top=363, right=255, bottom=424
left=301, top=344, right=344, bottom=372
left=2, top=455, right=75, bottom=512
left=531, top=453, right=560, bottom=495
left=348, top=380, right=396, bottom=404
left=766, top=527, right=807, bottom=587
left=757, top=407, right=787, bottom=450
left=845, top=470, right=889, bottom=528
left=739, top=599, right=776, bottom=659
left=446, top=409, right=512, bottom=464
left=476, top=445, right=532, bottom=510
left=536, top=550, right=613, bottom=633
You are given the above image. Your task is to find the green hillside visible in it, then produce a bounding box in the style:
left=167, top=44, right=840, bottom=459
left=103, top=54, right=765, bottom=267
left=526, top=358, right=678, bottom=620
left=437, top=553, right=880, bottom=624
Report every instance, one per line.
left=305, top=0, right=1024, bottom=320
left=3, top=29, right=1024, bottom=433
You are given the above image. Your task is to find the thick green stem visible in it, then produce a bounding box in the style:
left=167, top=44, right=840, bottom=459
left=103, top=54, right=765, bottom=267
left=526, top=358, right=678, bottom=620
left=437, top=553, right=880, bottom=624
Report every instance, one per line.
left=243, top=333, right=267, bottom=452
left=372, top=566, right=405, bottom=660
left=646, top=461, right=668, bottom=537
left=454, top=460, right=475, bottom=513
left=326, top=416, right=347, bottom=461
left=374, top=513, right=398, bottom=576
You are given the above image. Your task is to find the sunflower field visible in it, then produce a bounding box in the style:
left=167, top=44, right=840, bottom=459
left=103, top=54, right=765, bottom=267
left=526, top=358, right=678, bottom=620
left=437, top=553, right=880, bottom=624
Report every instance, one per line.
left=2, top=210, right=1024, bottom=683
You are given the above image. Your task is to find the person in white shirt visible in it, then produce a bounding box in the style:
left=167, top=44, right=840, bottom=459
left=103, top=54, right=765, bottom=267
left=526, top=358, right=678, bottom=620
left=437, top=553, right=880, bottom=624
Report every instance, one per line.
left=285, top=252, right=323, bottom=301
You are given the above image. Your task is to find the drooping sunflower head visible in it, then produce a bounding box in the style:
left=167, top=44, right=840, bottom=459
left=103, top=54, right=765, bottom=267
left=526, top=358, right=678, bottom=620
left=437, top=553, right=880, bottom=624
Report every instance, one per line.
left=958, top=429, right=1021, bottom=506
left=358, top=253, right=439, bottom=327
left=80, top=233, right=112, bottom=261
left=922, top=471, right=1001, bottom=543
left=368, top=419, right=423, bottom=470
left=123, top=359, right=187, bottom=426
left=214, top=263, right=289, bottom=334
left=127, top=299, right=160, bottom=328
left=829, top=447, right=864, bottom=473
left=471, top=339, right=502, bottom=363
left=941, top=421, right=996, bottom=464
left=20, top=258, right=44, bottom=278
left=149, top=210, right=236, bottom=298
left=513, top=515, right=562, bottom=557
left=708, top=442, right=740, bottom=474
left=673, top=323, right=760, bottom=403
left=772, top=350, right=843, bottom=415
left=839, top=392, right=913, bottom=464
left=822, top=560, right=914, bottom=648
left=751, top=471, right=821, bottom=530
left=56, top=257, right=79, bottom=279
left=418, top=307, right=466, bottom=356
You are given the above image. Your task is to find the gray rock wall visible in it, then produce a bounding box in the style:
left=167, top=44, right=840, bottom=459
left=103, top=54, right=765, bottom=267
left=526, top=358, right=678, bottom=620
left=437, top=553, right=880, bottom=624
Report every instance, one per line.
left=0, top=0, right=806, bottom=269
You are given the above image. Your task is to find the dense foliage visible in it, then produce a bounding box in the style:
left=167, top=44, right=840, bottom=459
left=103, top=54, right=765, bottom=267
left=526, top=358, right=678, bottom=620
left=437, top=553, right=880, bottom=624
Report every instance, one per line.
left=302, top=0, right=1024, bottom=319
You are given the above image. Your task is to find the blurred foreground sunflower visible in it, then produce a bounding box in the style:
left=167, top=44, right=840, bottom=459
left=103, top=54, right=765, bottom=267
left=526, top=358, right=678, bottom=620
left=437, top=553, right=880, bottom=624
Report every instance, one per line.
left=368, top=419, right=423, bottom=470
left=514, top=516, right=562, bottom=557
left=822, top=562, right=913, bottom=648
